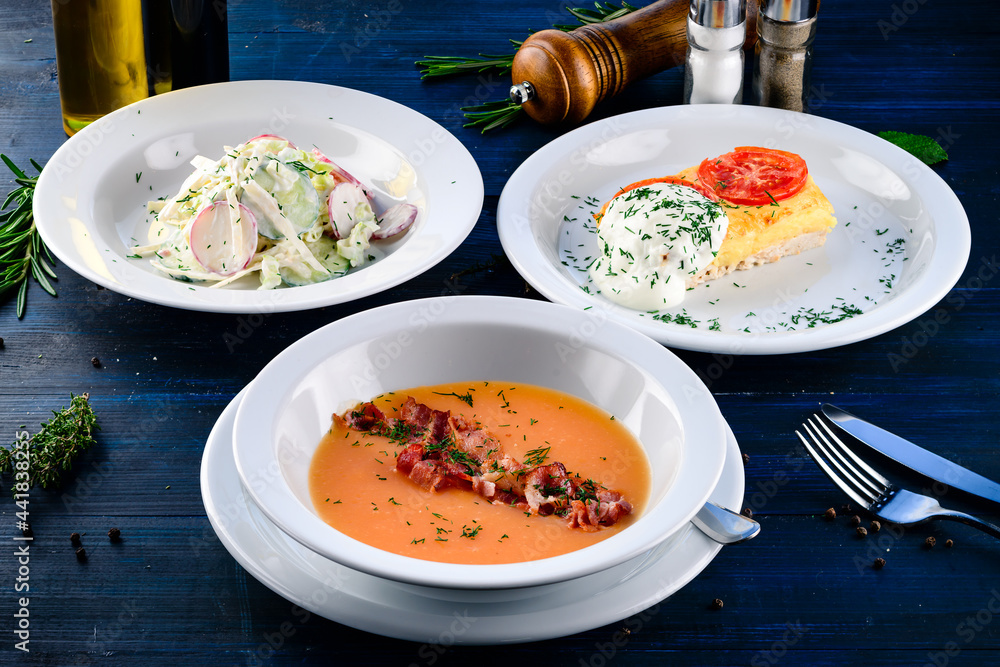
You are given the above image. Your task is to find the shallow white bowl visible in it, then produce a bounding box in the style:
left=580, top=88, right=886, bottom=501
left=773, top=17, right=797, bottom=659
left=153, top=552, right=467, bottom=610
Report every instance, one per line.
left=33, top=80, right=483, bottom=313
left=232, top=296, right=727, bottom=589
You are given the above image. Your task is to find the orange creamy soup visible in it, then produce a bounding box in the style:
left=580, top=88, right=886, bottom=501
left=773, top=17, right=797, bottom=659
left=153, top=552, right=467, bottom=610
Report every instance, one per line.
left=308, top=381, right=651, bottom=565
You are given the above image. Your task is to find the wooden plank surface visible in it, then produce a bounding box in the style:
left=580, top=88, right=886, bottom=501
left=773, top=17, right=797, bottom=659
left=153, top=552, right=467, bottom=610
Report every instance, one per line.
left=1, top=0, right=998, bottom=664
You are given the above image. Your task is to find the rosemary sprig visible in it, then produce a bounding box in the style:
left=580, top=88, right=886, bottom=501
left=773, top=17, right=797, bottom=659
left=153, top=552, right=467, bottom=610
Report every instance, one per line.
left=0, top=154, right=57, bottom=318
left=416, top=2, right=638, bottom=79
left=555, top=1, right=639, bottom=29
left=0, top=393, right=99, bottom=496
left=417, top=2, right=639, bottom=132
left=416, top=47, right=521, bottom=80
left=461, top=99, right=525, bottom=132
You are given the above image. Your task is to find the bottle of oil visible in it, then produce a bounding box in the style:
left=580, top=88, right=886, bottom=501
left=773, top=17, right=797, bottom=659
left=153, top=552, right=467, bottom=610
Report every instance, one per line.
left=51, top=0, right=149, bottom=136
left=144, top=0, right=229, bottom=95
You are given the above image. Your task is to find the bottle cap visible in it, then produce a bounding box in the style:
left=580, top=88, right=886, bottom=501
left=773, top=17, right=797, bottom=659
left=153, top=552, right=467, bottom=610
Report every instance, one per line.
left=761, top=0, right=819, bottom=22
left=689, top=0, right=747, bottom=29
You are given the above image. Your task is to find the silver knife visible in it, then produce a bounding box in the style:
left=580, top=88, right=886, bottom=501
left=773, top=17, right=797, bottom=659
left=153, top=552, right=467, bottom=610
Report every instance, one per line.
left=821, top=404, right=1000, bottom=509
left=691, top=502, right=760, bottom=544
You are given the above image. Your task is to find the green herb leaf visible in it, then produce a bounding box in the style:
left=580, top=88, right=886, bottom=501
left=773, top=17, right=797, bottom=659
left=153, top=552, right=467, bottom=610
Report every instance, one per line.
left=0, top=155, right=57, bottom=317
left=431, top=390, right=474, bottom=407
left=877, top=131, right=948, bottom=165
left=0, top=394, right=99, bottom=497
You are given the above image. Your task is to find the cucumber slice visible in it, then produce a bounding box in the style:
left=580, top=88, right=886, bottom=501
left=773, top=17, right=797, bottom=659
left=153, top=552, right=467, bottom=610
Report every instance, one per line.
left=242, top=158, right=320, bottom=240
left=279, top=236, right=350, bottom=286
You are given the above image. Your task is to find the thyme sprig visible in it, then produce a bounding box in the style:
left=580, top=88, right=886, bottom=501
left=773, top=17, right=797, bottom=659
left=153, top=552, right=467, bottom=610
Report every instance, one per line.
left=0, top=394, right=99, bottom=496
left=0, top=155, right=57, bottom=318
left=416, top=2, right=639, bottom=132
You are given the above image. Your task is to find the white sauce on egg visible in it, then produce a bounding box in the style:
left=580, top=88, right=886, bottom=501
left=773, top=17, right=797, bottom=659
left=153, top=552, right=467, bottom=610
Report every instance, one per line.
left=590, top=183, right=729, bottom=309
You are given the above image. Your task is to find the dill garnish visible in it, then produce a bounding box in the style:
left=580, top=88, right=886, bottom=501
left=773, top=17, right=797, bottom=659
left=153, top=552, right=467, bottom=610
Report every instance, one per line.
left=522, top=446, right=551, bottom=468
left=431, top=390, right=474, bottom=407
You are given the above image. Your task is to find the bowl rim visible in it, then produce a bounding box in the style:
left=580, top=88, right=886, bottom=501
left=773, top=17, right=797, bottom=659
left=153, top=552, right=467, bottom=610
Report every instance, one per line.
left=232, top=295, right=727, bottom=589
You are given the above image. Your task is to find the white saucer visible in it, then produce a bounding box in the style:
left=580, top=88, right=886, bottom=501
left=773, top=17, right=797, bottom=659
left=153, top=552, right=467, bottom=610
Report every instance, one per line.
left=201, top=390, right=746, bottom=644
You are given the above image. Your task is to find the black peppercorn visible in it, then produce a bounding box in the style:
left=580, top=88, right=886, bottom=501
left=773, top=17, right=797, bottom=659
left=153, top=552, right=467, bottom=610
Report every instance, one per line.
left=742, top=508, right=753, bottom=518
left=91, top=357, right=101, bottom=368
left=75, top=547, right=87, bottom=562
left=873, top=558, right=886, bottom=570
left=710, top=598, right=724, bottom=610
left=870, top=520, right=881, bottom=533
left=823, top=507, right=836, bottom=521
left=742, top=453, right=750, bottom=465
left=850, top=515, right=861, bottom=527
left=945, top=539, right=954, bottom=548
left=0, top=337, right=5, bottom=349
left=70, top=532, right=81, bottom=545
left=925, top=536, right=937, bottom=548
left=108, top=527, right=121, bottom=542
left=856, top=526, right=868, bottom=538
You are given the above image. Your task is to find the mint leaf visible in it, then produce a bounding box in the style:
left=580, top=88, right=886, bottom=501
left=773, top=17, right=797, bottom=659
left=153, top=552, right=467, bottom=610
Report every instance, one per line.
left=877, top=131, right=949, bottom=165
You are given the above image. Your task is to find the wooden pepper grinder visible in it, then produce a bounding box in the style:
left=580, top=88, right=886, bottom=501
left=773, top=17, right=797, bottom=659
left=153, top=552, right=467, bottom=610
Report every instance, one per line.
left=510, top=0, right=759, bottom=124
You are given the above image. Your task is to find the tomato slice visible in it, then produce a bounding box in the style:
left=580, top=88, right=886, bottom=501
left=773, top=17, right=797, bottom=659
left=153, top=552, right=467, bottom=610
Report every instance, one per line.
left=595, top=176, right=717, bottom=222
left=697, top=147, right=808, bottom=206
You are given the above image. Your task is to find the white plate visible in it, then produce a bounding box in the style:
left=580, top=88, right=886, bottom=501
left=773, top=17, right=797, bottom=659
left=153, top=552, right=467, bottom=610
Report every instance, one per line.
left=497, top=105, right=971, bottom=354
left=33, top=80, right=483, bottom=313
left=231, top=295, right=727, bottom=589
left=203, top=389, right=745, bottom=644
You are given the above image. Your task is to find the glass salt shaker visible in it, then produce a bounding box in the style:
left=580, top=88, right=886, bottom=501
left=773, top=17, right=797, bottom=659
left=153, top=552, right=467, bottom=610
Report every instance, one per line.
left=683, top=0, right=747, bottom=105
left=752, top=0, right=819, bottom=112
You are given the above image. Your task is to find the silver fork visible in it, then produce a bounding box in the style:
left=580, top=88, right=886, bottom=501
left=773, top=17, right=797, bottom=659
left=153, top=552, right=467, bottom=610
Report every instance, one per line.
left=796, top=415, right=1000, bottom=539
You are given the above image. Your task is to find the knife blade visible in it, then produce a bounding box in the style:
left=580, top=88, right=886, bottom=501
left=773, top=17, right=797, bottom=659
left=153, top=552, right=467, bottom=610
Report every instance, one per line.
left=821, top=404, right=1000, bottom=509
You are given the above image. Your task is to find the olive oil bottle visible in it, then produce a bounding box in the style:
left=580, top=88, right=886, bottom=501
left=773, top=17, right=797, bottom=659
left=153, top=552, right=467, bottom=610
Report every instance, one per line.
left=51, top=0, right=149, bottom=136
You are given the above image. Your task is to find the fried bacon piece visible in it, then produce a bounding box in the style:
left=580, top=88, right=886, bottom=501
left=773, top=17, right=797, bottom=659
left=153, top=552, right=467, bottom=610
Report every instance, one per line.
left=336, top=397, right=632, bottom=531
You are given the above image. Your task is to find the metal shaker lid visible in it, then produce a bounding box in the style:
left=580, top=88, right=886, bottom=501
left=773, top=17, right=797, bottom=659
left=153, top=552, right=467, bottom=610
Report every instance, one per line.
left=760, top=0, right=819, bottom=22
left=689, top=0, right=747, bottom=29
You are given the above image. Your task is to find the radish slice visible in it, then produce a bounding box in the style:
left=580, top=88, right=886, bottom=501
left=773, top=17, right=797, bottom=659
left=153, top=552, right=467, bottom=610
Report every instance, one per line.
left=373, top=203, right=417, bottom=239
left=247, top=134, right=296, bottom=149
left=327, top=182, right=375, bottom=239
left=311, top=147, right=363, bottom=188
left=189, top=202, right=257, bottom=276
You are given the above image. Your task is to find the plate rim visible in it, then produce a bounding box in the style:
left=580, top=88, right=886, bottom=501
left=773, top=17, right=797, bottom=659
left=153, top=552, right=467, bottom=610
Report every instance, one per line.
left=33, top=79, right=484, bottom=313
left=202, top=386, right=744, bottom=644
left=497, top=104, right=972, bottom=354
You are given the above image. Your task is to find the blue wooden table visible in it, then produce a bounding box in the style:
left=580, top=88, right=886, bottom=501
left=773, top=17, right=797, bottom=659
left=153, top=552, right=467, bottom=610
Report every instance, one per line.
left=1, top=0, right=998, bottom=664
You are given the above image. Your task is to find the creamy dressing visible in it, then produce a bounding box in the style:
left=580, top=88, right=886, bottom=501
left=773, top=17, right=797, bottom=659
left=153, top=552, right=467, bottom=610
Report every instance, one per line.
left=590, top=183, right=729, bottom=309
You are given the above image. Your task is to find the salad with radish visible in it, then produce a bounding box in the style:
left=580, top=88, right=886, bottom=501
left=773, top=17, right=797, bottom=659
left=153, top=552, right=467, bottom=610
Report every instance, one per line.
left=131, top=135, right=417, bottom=288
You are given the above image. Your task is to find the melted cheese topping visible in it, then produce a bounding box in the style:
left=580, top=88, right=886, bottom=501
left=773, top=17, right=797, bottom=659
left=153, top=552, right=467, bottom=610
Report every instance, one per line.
left=674, top=167, right=837, bottom=270
left=590, top=184, right=728, bottom=309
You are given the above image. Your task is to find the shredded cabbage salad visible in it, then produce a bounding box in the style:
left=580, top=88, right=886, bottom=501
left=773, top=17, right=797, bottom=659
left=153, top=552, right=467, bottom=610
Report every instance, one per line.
left=131, top=135, right=416, bottom=289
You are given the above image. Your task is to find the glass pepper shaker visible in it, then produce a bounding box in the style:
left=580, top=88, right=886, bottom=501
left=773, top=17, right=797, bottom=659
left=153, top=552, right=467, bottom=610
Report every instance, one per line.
left=752, top=0, right=819, bottom=112
left=683, top=0, right=747, bottom=105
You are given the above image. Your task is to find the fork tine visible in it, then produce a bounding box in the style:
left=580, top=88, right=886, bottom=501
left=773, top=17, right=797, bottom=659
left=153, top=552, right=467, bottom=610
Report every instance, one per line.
left=804, top=417, right=885, bottom=501
left=815, top=415, right=892, bottom=488
left=796, top=426, right=872, bottom=509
